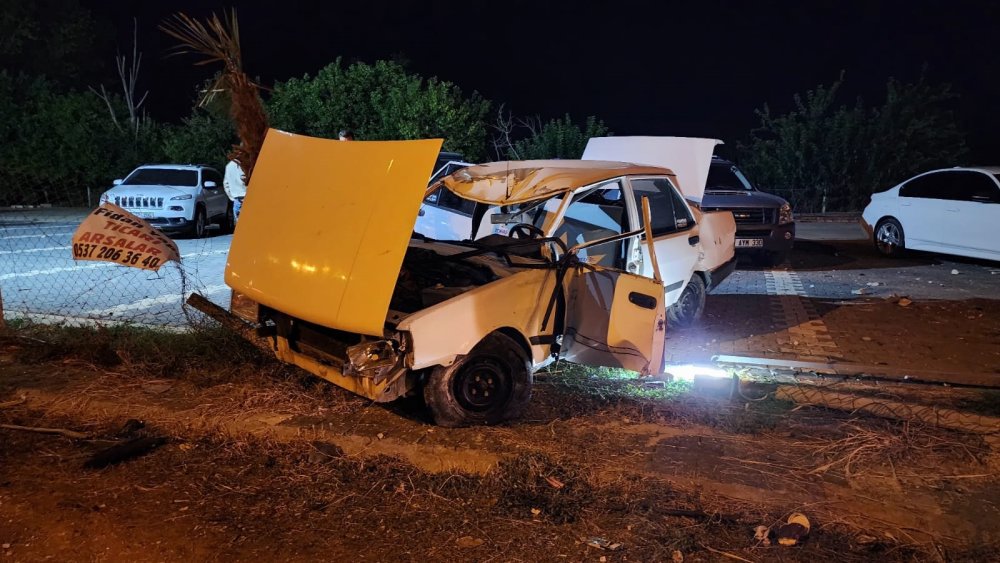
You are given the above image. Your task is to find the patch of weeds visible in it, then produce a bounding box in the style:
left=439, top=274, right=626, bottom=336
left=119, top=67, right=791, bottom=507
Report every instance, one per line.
left=5, top=322, right=282, bottom=380
left=540, top=362, right=692, bottom=403
left=488, top=452, right=593, bottom=523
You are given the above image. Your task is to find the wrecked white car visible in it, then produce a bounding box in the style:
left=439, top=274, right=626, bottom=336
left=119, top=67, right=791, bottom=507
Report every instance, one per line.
left=223, top=130, right=720, bottom=426
left=418, top=137, right=737, bottom=326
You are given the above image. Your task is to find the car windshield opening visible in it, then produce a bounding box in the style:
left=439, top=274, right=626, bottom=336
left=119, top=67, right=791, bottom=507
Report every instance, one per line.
left=706, top=165, right=753, bottom=191
left=124, top=169, right=199, bottom=187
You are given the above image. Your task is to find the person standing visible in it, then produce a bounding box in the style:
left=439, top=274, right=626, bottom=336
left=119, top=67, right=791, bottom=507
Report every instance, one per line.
left=224, top=159, right=247, bottom=221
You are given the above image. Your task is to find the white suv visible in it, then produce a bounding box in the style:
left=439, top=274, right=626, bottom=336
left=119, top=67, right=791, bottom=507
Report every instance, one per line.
left=99, top=164, right=234, bottom=238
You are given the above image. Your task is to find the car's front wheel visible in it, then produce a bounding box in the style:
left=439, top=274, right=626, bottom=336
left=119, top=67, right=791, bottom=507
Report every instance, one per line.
left=423, top=332, right=532, bottom=427
left=190, top=206, right=207, bottom=238
left=667, top=274, right=706, bottom=329
left=874, top=217, right=905, bottom=257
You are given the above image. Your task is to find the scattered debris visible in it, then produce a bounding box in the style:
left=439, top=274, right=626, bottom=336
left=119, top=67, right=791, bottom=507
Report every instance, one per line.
left=776, top=512, right=811, bottom=546
left=754, top=525, right=771, bottom=546
left=951, top=269, right=960, bottom=275
left=544, top=476, right=565, bottom=489
left=0, top=423, right=89, bottom=440
left=141, top=381, right=173, bottom=394
left=530, top=508, right=542, bottom=516
left=866, top=282, right=881, bottom=287
left=861, top=336, right=872, bottom=342
left=898, top=297, right=913, bottom=307
left=455, top=536, right=484, bottom=548
left=586, top=538, right=622, bottom=551
left=851, top=288, right=869, bottom=295
left=84, top=436, right=168, bottom=469
left=376, top=432, right=385, bottom=440
left=672, top=550, right=684, bottom=563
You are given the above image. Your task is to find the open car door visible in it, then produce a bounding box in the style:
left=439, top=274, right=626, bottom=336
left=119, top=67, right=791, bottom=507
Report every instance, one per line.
left=559, top=267, right=666, bottom=375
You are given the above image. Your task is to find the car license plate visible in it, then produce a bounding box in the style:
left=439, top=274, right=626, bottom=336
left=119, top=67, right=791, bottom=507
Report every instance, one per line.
left=736, top=238, right=764, bottom=248
left=133, top=211, right=153, bottom=219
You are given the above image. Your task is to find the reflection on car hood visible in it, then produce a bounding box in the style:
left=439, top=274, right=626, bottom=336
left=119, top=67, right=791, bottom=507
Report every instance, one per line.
left=225, top=129, right=443, bottom=336
left=582, top=136, right=722, bottom=203
left=701, top=190, right=788, bottom=209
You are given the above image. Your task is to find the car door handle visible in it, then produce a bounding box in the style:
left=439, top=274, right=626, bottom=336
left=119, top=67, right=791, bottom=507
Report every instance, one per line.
left=628, top=292, right=657, bottom=310
left=688, top=235, right=700, bottom=246
left=901, top=202, right=912, bottom=207
left=418, top=208, right=426, bottom=217
left=945, top=208, right=959, bottom=212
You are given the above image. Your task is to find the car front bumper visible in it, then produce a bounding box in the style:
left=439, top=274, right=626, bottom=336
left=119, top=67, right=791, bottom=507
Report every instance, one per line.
left=705, top=256, right=737, bottom=291
left=734, top=222, right=795, bottom=254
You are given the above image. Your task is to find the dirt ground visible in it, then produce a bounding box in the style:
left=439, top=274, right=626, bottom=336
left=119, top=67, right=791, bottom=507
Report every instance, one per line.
left=2, top=328, right=999, bottom=562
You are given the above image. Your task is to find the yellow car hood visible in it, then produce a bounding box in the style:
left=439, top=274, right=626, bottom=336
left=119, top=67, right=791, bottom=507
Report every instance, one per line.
left=225, top=130, right=443, bottom=336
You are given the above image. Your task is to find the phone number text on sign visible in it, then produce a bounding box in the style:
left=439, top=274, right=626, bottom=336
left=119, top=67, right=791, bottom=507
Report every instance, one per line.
left=72, top=242, right=163, bottom=269
left=71, top=204, right=181, bottom=271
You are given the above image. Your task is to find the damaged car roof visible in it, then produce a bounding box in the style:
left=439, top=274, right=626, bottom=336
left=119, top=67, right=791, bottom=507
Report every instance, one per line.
left=440, top=160, right=673, bottom=205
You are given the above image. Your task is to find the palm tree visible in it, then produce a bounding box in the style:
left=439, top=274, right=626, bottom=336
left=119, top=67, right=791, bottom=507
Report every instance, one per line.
left=160, top=10, right=268, bottom=182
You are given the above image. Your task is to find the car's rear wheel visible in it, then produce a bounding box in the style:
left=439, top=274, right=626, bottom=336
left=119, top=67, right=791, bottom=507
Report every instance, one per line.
left=190, top=206, right=207, bottom=238
left=874, top=218, right=905, bottom=257
left=667, top=274, right=706, bottom=329
left=423, top=332, right=532, bottom=427
left=221, top=202, right=235, bottom=234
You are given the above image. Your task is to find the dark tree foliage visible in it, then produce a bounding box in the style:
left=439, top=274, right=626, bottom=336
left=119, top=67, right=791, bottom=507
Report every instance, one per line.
left=738, top=73, right=968, bottom=212
left=0, top=73, right=164, bottom=206
left=508, top=114, right=610, bottom=160
left=268, top=59, right=492, bottom=161
left=0, top=0, right=105, bottom=84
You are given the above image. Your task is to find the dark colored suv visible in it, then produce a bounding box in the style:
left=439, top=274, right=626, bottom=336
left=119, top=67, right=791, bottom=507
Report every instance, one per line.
left=699, top=157, right=795, bottom=265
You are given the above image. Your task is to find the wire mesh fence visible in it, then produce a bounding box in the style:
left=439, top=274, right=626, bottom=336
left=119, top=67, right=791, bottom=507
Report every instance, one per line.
left=1, top=183, right=232, bottom=330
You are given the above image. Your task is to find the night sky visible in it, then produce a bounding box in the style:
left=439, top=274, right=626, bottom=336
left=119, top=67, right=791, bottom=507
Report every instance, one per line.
left=81, top=0, right=998, bottom=161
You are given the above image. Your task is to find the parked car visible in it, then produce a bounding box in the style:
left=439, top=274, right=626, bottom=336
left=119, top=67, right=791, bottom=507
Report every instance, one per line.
left=221, top=131, right=734, bottom=426
left=417, top=139, right=738, bottom=327
left=862, top=167, right=1000, bottom=261
left=582, top=137, right=794, bottom=266
left=99, top=164, right=234, bottom=238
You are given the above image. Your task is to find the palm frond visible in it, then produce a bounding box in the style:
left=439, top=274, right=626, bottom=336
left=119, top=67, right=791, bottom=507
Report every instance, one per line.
left=159, top=11, right=242, bottom=71
left=160, top=8, right=267, bottom=182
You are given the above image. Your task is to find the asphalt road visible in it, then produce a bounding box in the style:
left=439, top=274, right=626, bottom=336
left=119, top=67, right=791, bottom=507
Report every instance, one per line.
left=2, top=210, right=997, bottom=330
left=1, top=209, right=231, bottom=328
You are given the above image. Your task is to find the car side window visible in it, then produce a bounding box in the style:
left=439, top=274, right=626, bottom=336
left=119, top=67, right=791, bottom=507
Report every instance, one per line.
left=900, top=173, right=942, bottom=199
left=554, top=181, right=627, bottom=268
left=952, top=172, right=1000, bottom=203
left=629, top=177, right=694, bottom=236
left=425, top=187, right=476, bottom=215
left=203, top=169, right=223, bottom=188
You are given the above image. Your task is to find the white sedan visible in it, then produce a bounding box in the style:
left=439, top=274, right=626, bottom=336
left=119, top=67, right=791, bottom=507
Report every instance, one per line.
left=862, top=167, right=1000, bottom=261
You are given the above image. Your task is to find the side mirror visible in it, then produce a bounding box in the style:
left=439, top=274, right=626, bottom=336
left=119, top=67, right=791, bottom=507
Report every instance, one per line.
left=204, top=180, right=217, bottom=188
left=113, top=179, right=123, bottom=185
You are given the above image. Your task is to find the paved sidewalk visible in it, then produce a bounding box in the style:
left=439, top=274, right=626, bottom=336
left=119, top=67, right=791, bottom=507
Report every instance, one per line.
left=667, top=240, right=1000, bottom=379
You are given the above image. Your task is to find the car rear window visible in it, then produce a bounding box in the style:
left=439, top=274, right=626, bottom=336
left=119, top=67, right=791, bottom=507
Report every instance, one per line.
left=124, top=169, right=198, bottom=186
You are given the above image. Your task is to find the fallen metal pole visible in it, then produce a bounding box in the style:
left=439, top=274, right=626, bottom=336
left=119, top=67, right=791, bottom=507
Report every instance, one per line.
left=186, top=292, right=272, bottom=353
left=713, top=354, right=1000, bottom=390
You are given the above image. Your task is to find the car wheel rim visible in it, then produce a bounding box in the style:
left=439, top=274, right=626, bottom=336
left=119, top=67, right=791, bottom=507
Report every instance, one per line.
left=677, top=286, right=699, bottom=322
left=453, top=359, right=511, bottom=413
left=876, top=223, right=899, bottom=251
left=196, top=214, right=205, bottom=236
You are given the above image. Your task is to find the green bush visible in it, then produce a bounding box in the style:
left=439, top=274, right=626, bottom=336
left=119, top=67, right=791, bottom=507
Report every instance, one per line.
left=508, top=114, right=610, bottom=160
left=738, top=73, right=967, bottom=213
left=267, top=59, right=492, bottom=160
